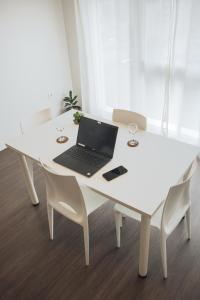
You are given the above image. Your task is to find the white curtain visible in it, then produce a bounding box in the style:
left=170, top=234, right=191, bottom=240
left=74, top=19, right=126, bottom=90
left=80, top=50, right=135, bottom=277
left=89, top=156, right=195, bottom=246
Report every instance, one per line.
left=75, top=0, right=200, bottom=145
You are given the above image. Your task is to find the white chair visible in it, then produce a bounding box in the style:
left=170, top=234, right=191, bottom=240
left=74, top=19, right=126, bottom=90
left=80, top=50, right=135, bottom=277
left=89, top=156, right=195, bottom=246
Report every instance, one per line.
left=114, top=159, right=197, bottom=278
left=41, top=162, right=109, bottom=266
left=112, top=109, right=147, bottom=130
left=20, top=107, right=52, bottom=134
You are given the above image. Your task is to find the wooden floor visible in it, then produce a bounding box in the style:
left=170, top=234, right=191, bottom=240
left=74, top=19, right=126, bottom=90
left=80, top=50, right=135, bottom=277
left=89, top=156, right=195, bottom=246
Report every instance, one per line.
left=1, top=149, right=200, bottom=300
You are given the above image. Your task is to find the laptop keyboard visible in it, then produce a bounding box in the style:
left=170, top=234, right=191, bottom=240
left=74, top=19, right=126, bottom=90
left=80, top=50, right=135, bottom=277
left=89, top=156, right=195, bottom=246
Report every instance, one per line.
left=53, top=145, right=111, bottom=177
left=66, top=146, right=105, bottom=167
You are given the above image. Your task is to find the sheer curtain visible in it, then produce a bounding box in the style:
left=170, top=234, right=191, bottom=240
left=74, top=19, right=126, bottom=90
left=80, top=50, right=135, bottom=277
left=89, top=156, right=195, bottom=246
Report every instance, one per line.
left=75, top=0, right=200, bottom=145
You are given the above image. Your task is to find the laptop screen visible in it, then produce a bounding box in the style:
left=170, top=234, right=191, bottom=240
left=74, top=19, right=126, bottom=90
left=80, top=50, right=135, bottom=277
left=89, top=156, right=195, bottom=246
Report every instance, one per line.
left=77, top=116, right=118, bottom=158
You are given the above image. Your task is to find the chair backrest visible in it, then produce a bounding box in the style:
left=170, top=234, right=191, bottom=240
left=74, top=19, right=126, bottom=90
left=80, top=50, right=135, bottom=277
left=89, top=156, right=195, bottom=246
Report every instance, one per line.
left=20, top=107, right=52, bottom=134
left=41, top=162, right=87, bottom=222
left=161, top=159, right=197, bottom=235
left=112, top=109, right=147, bottom=130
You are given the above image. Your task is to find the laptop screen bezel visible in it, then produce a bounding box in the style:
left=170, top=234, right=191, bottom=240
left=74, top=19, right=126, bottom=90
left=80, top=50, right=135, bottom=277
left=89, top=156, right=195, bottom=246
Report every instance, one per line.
left=76, top=116, right=118, bottom=159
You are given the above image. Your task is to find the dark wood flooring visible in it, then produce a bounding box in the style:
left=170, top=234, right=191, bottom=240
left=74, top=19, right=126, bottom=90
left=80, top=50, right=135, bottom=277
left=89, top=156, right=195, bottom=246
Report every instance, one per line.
left=1, top=149, right=200, bottom=300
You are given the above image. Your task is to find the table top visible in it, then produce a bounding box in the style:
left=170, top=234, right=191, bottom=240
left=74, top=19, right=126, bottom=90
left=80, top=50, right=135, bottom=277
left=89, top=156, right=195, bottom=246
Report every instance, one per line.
left=6, top=111, right=200, bottom=217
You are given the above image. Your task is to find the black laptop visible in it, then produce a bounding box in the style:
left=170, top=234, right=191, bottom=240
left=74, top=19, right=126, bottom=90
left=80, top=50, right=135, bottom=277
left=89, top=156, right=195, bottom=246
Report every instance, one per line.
left=53, top=116, right=118, bottom=177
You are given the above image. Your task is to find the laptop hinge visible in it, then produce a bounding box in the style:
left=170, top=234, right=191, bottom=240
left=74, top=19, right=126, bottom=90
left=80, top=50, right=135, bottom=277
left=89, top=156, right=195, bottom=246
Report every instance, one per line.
left=77, top=143, right=85, bottom=148
left=77, top=143, right=96, bottom=152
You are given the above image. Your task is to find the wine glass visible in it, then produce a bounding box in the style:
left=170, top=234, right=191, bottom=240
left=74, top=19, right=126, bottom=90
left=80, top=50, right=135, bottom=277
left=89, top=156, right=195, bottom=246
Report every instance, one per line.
left=56, top=126, right=64, bottom=134
left=127, top=123, right=139, bottom=147
left=56, top=126, right=68, bottom=143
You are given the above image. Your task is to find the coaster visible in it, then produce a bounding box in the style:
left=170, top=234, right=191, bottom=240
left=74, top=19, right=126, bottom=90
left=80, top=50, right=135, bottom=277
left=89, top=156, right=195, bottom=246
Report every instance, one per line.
left=127, top=140, right=139, bottom=147
left=56, top=136, right=69, bottom=144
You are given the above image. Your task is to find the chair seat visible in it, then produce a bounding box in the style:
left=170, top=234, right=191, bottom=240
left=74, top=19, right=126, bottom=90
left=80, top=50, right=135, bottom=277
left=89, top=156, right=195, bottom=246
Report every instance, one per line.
left=49, top=186, right=108, bottom=222
left=81, top=185, right=108, bottom=215
left=114, top=202, right=165, bottom=229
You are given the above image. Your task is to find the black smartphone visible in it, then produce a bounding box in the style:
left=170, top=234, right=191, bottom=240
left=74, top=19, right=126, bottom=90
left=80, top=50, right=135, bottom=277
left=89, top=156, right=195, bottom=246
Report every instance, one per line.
left=102, top=166, right=128, bottom=181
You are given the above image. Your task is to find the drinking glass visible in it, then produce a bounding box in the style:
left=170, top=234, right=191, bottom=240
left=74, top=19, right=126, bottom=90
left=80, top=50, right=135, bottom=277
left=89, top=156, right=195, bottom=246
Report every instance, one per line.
left=56, top=126, right=68, bottom=143
left=128, top=123, right=138, bottom=146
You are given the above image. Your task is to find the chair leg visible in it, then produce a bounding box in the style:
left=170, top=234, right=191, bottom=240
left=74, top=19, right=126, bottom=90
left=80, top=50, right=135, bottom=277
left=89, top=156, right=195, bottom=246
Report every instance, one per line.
left=83, top=222, right=89, bottom=266
left=115, top=211, right=122, bottom=248
left=186, top=207, right=191, bottom=240
left=47, top=204, right=54, bottom=240
left=160, top=233, right=167, bottom=279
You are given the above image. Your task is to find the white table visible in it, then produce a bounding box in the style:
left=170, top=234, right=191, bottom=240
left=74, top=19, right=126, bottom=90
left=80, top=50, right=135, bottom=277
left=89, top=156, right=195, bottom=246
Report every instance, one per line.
left=6, top=111, right=199, bottom=277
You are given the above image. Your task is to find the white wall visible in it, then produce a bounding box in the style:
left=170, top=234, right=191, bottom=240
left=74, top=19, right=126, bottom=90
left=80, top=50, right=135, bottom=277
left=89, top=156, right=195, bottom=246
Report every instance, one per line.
left=62, top=0, right=81, bottom=99
left=0, top=0, right=72, bottom=145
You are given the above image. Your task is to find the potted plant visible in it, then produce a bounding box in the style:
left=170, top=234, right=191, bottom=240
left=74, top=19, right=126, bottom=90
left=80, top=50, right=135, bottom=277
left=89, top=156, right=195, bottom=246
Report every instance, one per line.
left=63, top=90, right=81, bottom=112
left=73, top=111, right=83, bottom=124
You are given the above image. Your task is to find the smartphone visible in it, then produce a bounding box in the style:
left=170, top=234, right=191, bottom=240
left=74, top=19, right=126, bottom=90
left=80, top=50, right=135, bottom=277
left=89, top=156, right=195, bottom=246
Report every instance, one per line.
left=102, top=166, right=128, bottom=181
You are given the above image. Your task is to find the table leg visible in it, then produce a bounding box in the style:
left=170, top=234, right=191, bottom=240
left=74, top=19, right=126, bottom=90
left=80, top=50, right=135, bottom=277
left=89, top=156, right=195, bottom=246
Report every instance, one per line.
left=18, top=154, right=39, bottom=206
left=138, top=214, right=151, bottom=277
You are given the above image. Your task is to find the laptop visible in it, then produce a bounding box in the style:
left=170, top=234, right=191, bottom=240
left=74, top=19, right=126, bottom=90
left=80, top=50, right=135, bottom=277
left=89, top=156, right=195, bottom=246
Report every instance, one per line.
left=53, top=116, right=118, bottom=177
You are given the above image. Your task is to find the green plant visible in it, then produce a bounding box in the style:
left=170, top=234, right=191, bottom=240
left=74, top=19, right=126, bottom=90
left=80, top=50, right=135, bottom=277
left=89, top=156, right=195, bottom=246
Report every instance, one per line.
left=63, top=90, right=81, bottom=112
left=73, top=111, right=83, bottom=124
